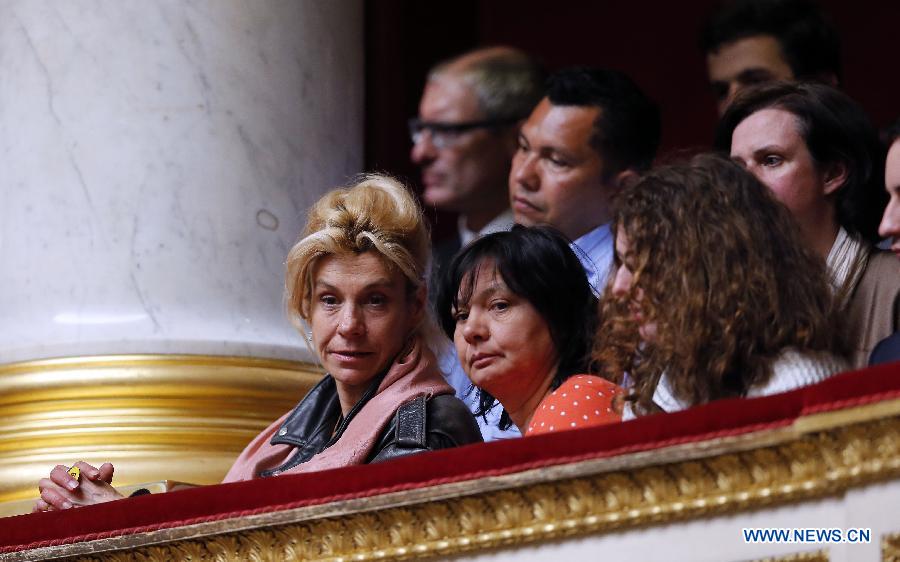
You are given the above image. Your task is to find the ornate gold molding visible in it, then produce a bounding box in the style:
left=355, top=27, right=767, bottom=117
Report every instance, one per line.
left=752, top=551, right=828, bottom=562
left=17, top=398, right=900, bottom=562
left=884, top=531, right=900, bottom=562
left=0, top=354, right=320, bottom=506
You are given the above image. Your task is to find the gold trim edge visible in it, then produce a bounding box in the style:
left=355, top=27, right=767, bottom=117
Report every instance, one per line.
left=751, top=550, right=829, bottom=562
left=0, top=353, right=322, bottom=375
left=884, top=531, right=900, bottom=562
left=0, top=353, right=324, bottom=505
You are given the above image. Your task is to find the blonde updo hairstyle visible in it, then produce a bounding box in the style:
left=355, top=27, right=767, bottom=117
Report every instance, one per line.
left=285, top=174, right=437, bottom=351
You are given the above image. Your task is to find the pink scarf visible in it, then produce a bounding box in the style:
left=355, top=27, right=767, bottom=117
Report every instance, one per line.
left=222, top=339, right=453, bottom=482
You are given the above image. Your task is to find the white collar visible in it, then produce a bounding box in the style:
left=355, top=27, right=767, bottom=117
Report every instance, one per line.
left=458, top=208, right=515, bottom=246
left=825, top=226, right=869, bottom=308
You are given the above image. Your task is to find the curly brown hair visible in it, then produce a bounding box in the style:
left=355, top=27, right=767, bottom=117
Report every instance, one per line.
left=594, top=154, right=843, bottom=414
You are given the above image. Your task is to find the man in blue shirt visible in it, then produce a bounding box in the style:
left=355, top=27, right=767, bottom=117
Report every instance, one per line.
left=509, top=67, right=661, bottom=295
left=456, top=67, right=661, bottom=442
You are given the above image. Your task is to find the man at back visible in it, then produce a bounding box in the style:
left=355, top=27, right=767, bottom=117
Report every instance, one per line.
left=510, top=67, right=661, bottom=292
left=700, top=0, right=841, bottom=116
left=410, top=47, right=543, bottom=294
left=411, top=47, right=543, bottom=441
left=870, top=118, right=900, bottom=365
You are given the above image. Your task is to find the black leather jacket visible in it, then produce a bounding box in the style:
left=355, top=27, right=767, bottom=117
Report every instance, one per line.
left=258, top=372, right=482, bottom=477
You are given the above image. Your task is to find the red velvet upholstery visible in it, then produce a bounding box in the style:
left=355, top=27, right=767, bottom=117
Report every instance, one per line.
left=3, top=361, right=898, bottom=552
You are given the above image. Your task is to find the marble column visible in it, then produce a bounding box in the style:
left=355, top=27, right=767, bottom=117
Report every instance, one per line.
left=0, top=0, right=363, bottom=506
left=0, top=0, right=363, bottom=363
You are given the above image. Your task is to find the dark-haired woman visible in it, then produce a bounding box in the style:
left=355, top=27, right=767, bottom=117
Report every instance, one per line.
left=437, top=225, right=622, bottom=436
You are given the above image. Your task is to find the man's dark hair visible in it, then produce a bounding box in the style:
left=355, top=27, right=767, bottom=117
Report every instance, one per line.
left=546, top=67, right=661, bottom=177
left=714, top=82, right=886, bottom=244
left=700, top=0, right=842, bottom=83
left=436, top=225, right=598, bottom=430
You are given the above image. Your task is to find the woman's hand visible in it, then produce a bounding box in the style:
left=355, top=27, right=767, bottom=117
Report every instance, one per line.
left=32, top=461, right=123, bottom=512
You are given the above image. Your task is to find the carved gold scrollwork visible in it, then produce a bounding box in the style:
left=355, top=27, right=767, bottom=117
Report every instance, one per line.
left=883, top=531, right=900, bottom=562
left=751, top=550, right=829, bottom=562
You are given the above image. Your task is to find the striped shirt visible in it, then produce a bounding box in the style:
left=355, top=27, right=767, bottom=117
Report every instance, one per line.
left=571, top=223, right=613, bottom=296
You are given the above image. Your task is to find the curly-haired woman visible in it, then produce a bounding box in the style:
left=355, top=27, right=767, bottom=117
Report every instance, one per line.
left=596, top=154, right=848, bottom=417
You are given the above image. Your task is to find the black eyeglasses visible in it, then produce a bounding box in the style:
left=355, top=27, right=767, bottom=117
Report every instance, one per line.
left=408, top=117, right=520, bottom=148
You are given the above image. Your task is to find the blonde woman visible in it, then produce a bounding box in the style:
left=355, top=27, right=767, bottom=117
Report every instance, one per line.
left=35, top=175, right=481, bottom=510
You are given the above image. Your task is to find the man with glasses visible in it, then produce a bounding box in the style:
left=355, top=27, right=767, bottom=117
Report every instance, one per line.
left=411, top=46, right=542, bottom=441
left=411, top=47, right=543, bottom=295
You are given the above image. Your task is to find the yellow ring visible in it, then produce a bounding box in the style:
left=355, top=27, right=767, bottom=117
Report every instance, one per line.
left=67, top=465, right=81, bottom=481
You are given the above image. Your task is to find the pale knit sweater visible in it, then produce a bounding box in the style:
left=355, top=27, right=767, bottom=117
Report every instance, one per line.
left=623, top=349, right=848, bottom=419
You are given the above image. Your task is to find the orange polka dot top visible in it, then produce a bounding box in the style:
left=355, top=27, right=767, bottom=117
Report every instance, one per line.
left=526, top=375, right=624, bottom=436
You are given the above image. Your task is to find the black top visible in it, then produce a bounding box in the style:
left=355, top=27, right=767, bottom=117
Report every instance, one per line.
left=870, top=332, right=900, bottom=366
left=428, top=233, right=463, bottom=311
left=259, top=371, right=482, bottom=477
